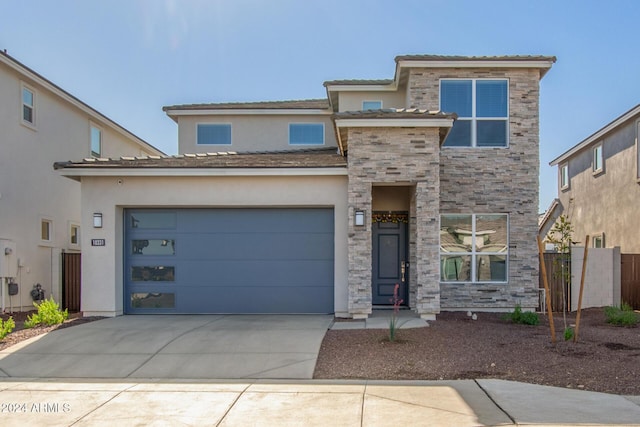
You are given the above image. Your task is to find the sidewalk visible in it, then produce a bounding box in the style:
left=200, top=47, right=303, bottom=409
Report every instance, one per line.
left=0, top=378, right=638, bottom=426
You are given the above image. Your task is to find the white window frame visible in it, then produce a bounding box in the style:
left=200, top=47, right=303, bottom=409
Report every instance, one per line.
left=362, top=100, right=383, bottom=110
left=560, top=163, right=569, bottom=190
left=69, top=221, right=81, bottom=249
left=90, top=122, right=102, bottom=158
left=439, top=213, right=509, bottom=284
left=196, top=123, right=232, bottom=145
left=439, top=78, right=509, bottom=148
left=21, top=82, right=37, bottom=129
left=288, top=123, right=325, bottom=146
left=592, top=234, right=604, bottom=248
left=593, top=143, right=604, bottom=174
left=39, top=216, right=53, bottom=246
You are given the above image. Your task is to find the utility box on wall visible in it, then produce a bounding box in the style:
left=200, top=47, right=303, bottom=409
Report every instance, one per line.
left=0, top=239, right=17, bottom=278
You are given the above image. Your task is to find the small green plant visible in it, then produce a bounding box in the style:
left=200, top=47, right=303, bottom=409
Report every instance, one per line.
left=388, top=283, right=403, bottom=342
left=24, top=297, right=68, bottom=328
left=604, top=303, right=639, bottom=326
left=564, top=327, right=574, bottom=341
left=504, top=304, right=539, bottom=325
left=0, top=317, right=15, bottom=340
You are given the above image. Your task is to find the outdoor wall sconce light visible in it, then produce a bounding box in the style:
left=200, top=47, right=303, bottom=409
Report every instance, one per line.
left=354, top=210, right=365, bottom=226
left=93, top=213, right=103, bottom=228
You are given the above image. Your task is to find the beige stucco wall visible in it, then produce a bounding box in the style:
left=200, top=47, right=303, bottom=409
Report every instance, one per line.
left=0, top=61, right=160, bottom=310
left=337, top=91, right=406, bottom=112
left=78, top=174, right=349, bottom=317
left=570, top=247, right=621, bottom=310
left=557, top=119, right=640, bottom=253
left=176, top=114, right=337, bottom=154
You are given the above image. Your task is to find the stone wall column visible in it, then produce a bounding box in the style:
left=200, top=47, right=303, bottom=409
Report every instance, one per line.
left=347, top=181, right=372, bottom=318
left=414, top=181, right=440, bottom=319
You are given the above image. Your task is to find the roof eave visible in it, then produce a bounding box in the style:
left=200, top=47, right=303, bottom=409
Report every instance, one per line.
left=550, top=104, right=640, bottom=166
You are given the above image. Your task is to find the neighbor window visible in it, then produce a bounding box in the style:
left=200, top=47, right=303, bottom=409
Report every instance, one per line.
left=362, top=100, right=382, bottom=110
left=40, top=218, right=52, bottom=243
left=70, top=223, right=80, bottom=246
left=560, top=164, right=569, bottom=189
left=90, top=125, right=102, bottom=157
left=22, top=85, right=35, bottom=125
left=440, top=214, right=508, bottom=283
left=289, top=123, right=324, bottom=145
left=592, top=234, right=604, bottom=248
left=593, top=143, right=603, bottom=173
left=441, top=79, right=509, bottom=147
left=197, top=124, right=231, bottom=145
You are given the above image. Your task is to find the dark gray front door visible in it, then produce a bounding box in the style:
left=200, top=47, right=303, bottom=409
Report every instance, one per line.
left=124, top=208, right=334, bottom=314
left=372, top=216, right=408, bottom=305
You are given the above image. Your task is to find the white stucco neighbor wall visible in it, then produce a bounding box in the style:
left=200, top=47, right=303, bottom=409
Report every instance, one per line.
left=78, top=173, right=349, bottom=317
left=571, top=247, right=621, bottom=310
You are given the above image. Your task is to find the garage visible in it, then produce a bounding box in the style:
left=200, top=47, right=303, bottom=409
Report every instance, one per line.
left=124, top=208, right=335, bottom=314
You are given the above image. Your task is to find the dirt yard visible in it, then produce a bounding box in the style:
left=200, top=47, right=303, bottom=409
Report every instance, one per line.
left=314, top=308, right=640, bottom=396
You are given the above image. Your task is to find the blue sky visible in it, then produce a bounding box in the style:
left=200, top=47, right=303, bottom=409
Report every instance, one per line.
left=2, top=0, right=639, bottom=212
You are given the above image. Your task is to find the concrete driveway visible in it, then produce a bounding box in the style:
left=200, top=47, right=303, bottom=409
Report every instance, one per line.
left=0, top=315, right=333, bottom=379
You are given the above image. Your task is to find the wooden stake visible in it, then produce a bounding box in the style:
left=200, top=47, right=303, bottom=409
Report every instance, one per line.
left=537, top=236, right=556, bottom=343
left=574, top=235, right=589, bottom=343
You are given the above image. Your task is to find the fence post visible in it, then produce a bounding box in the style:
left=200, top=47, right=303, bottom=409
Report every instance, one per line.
left=538, top=236, right=556, bottom=343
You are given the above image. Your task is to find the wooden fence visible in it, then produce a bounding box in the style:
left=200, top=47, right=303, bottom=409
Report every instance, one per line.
left=539, top=252, right=570, bottom=312
left=62, top=252, right=81, bottom=312
left=621, top=254, right=640, bottom=309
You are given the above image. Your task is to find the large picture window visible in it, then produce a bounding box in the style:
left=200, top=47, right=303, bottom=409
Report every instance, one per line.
left=441, top=79, right=508, bottom=147
left=440, top=214, right=508, bottom=283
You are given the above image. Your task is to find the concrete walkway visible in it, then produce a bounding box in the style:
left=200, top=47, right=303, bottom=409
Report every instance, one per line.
left=0, top=378, right=638, bottom=426
left=0, top=315, right=333, bottom=379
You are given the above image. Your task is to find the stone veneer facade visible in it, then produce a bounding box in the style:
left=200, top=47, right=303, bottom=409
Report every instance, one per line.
left=347, top=127, right=442, bottom=319
left=346, top=66, right=543, bottom=317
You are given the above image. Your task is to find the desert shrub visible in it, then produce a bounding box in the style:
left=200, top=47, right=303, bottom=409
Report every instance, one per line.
left=564, top=327, right=574, bottom=341
left=0, top=317, right=15, bottom=340
left=604, top=304, right=639, bottom=326
left=24, top=297, right=68, bottom=328
left=504, top=304, right=539, bottom=325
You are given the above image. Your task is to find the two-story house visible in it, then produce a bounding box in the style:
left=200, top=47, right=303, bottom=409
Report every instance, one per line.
left=55, top=54, right=555, bottom=319
left=547, top=104, right=640, bottom=252
left=0, top=51, right=164, bottom=312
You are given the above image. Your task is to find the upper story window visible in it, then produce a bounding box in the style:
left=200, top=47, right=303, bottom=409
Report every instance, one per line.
left=289, top=123, right=324, bottom=145
left=90, top=124, right=102, bottom=158
left=593, top=143, right=603, bottom=173
left=22, top=84, right=35, bottom=126
left=40, top=216, right=53, bottom=246
left=197, top=124, right=232, bottom=145
left=440, top=213, right=508, bottom=283
left=592, top=234, right=604, bottom=248
left=440, top=79, right=509, bottom=147
left=69, top=222, right=80, bottom=247
left=362, top=101, right=382, bottom=110
left=560, top=164, right=569, bottom=190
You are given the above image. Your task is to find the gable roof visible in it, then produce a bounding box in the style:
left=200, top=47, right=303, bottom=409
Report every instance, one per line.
left=0, top=50, right=165, bottom=156
left=550, top=104, right=640, bottom=166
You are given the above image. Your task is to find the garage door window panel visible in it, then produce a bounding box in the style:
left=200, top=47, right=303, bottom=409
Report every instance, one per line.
left=131, top=293, right=175, bottom=309
left=131, top=266, right=175, bottom=282
left=130, top=212, right=177, bottom=229
left=132, top=239, right=175, bottom=255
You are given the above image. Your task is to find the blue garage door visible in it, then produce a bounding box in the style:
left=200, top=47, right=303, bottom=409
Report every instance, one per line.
left=124, top=208, right=334, bottom=314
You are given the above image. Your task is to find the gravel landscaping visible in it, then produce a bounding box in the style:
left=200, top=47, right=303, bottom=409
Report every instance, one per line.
left=314, top=308, right=640, bottom=396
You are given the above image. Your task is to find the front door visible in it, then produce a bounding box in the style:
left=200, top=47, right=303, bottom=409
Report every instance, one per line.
left=372, top=213, right=408, bottom=305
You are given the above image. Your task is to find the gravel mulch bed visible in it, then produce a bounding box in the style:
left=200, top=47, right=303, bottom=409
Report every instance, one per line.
left=314, top=308, right=640, bottom=396
left=0, top=311, right=104, bottom=352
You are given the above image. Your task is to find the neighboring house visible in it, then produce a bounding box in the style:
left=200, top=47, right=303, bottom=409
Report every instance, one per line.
left=0, top=51, right=164, bottom=312
left=56, top=54, right=555, bottom=319
left=547, top=104, right=640, bottom=252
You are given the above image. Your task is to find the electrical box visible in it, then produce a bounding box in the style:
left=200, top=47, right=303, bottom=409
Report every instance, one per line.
left=0, top=239, right=17, bottom=278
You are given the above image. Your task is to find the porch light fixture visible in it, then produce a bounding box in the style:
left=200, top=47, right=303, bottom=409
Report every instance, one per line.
left=354, top=210, right=365, bottom=226
left=93, top=213, right=103, bottom=228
